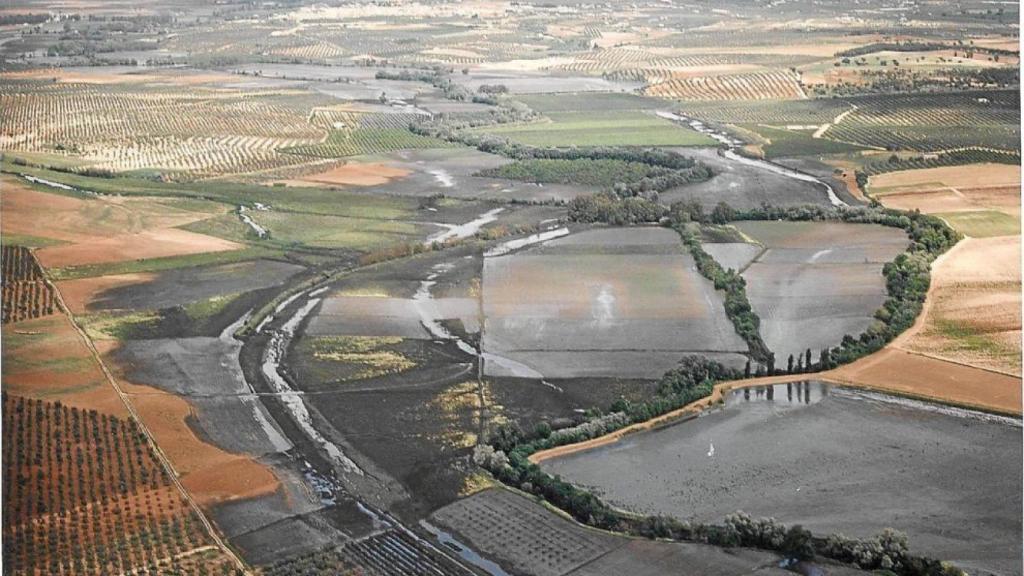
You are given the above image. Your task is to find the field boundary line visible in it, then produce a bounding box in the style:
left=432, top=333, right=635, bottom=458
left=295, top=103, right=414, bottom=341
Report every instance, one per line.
left=43, top=264, right=252, bottom=575
left=892, top=346, right=1022, bottom=379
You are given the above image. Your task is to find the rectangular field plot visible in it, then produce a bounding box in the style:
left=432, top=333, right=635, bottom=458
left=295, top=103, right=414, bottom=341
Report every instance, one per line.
left=482, top=228, right=747, bottom=379
left=933, top=210, right=1021, bottom=238
left=472, top=111, right=715, bottom=148
left=734, top=221, right=908, bottom=361
left=430, top=488, right=786, bottom=576
left=307, top=296, right=479, bottom=338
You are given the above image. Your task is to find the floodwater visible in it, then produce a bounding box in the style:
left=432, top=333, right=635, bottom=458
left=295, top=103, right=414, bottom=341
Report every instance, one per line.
left=544, top=382, right=1022, bottom=576
left=425, top=207, right=505, bottom=245
left=658, top=111, right=845, bottom=206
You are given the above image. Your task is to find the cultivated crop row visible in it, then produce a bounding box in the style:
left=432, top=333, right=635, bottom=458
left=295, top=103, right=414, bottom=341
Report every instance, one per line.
left=552, top=52, right=747, bottom=77
left=0, top=80, right=327, bottom=178
left=827, top=91, right=1020, bottom=151
left=0, top=82, right=323, bottom=146
left=283, top=128, right=456, bottom=158
left=2, top=246, right=44, bottom=283
left=263, top=528, right=471, bottom=576
left=645, top=70, right=805, bottom=100
left=858, top=148, right=1022, bottom=177
left=678, top=98, right=848, bottom=125
left=2, top=247, right=55, bottom=324
left=81, top=136, right=314, bottom=180
left=1, top=395, right=223, bottom=575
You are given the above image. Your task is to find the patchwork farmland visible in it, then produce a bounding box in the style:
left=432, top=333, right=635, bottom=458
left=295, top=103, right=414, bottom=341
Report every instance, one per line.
left=0, top=1, right=1019, bottom=576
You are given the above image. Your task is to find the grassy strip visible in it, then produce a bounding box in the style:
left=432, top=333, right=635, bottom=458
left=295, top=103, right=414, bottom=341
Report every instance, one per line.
left=2, top=160, right=419, bottom=219
left=47, top=247, right=284, bottom=281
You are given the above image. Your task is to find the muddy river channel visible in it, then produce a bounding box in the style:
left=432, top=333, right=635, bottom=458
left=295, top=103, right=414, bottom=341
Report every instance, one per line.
left=543, top=382, right=1022, bottom=576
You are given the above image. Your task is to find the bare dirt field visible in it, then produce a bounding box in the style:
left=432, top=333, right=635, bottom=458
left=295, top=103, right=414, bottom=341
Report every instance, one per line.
left=902, top=236, right=1021, bottom=375
left=59, top=259, right=304, bottom=313
left=1, top=177, right=241, bottom=268
left=430, top=488, right=791, bottom=576
left=111, top=367, right=281, bottom=507
left=543, top=383, right=1022, bottom=576
left=38, top=227, right=242, bottom=268
left=287, top=161, right=411, bottom=187
left=734, top=220, right=909, bottom=362
left=869, top=163, right=1021, bottom=193
left=827, top=349, right=1021, bottom=415
left=870, top=164, right=1021, bottom=237
left=482, top=227, right=748, bottom=378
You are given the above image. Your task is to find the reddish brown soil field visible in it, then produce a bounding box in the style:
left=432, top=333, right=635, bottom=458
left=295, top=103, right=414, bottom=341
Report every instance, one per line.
left=1, top=177, right=240, bottom=268
left=826, top=349, right=1021, bottom=415
left=55, top=273, right=154, bottom=314
left=289, top=161, right=410, bottom=187
left=102, top=343, right=280, bottom=507
left=1, top=314, right=127, bottom=417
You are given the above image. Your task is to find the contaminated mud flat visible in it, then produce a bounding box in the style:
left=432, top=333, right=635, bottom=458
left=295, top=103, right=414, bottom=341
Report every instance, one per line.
left=481, top=227, right=748, bottom=379
left=735, top=220, right=909, bottom=362
left=543, top=382, right=1022, bottom=576
left=658, top=148, right=837, bottom=209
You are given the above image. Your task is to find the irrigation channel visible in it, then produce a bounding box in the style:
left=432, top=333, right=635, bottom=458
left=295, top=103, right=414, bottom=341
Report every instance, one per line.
left=234, top=229, right=573, bottom=574
left=657, top=111, right=847, bottom=207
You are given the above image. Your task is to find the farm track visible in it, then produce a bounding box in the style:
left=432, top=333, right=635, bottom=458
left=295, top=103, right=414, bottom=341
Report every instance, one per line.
left=42, top=264, right=251, bottom=574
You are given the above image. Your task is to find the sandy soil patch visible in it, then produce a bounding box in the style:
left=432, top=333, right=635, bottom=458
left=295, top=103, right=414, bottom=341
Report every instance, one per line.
left=37, top=228, right=241, bottom=268
left=827, top=349, right=1020, bottom=415
left=57, top=273, right=155, bottom=314
left=0, top=313, right=128, bottom=416
left=877, top=188, right=975, bottom=213
left=291, top=162, right=411, bottom=187
left=901, top=236, right=1021, bottom=375
left=870, top=163, right=1021, bottom=192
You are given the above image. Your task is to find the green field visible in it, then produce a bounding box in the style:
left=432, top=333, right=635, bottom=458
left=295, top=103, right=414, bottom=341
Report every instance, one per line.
left=934, top=210, right=1021, bottom=238
left=476, top=158, right=671, bottom=187
left=282, top=128, right=459, bottom=158
left=739, top=124, right=871, bottom=158
left=246, top=211, right=429, bottom=250
left=473, top=111, right=716, bottom=147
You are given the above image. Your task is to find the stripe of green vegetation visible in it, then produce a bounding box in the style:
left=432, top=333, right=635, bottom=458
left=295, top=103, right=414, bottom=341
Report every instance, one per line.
left=184, top=292, right=242, bottom=322
left=47, top=247, right=284, bottom=281
left=281, top=128, right=460, bottom=158
left=933, top=210, right=1020, bottom=238
left=77, top=311, right=162, bottom=341
left=3, top=161, right=420, bottom=219
left=741, top=124, right=870, bottom=158
left=0, top=233, right=68, bottom=248
left=935, top=319, right=1018, bottom=360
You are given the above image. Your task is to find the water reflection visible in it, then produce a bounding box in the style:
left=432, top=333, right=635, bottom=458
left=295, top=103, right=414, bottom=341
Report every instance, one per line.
left=728, top=381, right=830, bottom=408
